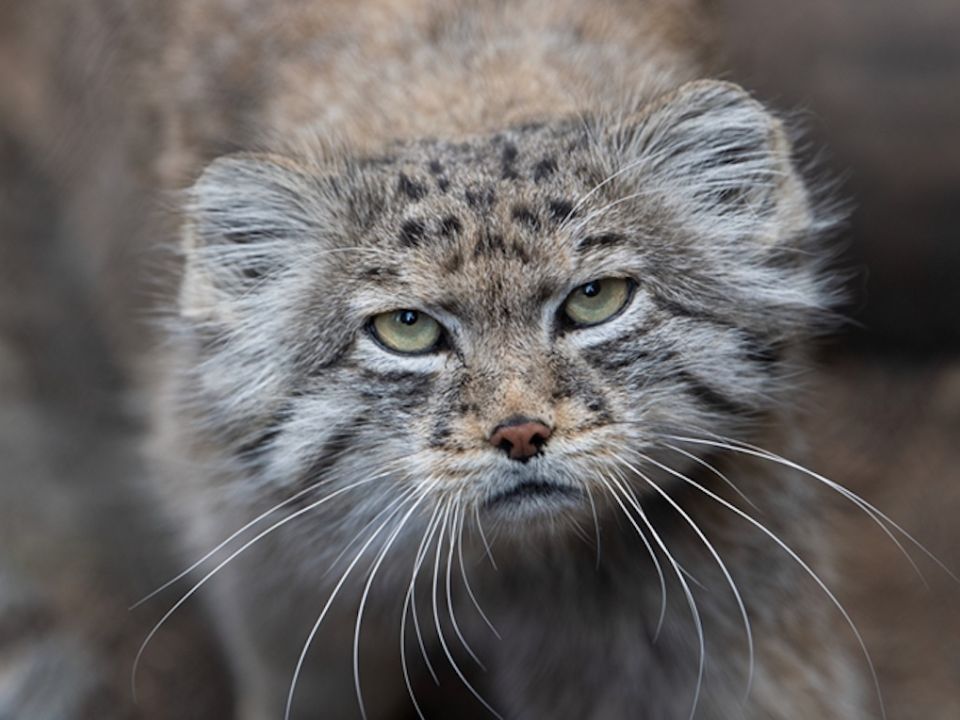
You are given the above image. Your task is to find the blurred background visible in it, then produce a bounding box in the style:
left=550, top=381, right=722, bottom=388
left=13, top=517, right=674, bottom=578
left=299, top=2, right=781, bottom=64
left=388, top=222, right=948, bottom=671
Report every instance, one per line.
left=0, top=0, right=958, bottom=717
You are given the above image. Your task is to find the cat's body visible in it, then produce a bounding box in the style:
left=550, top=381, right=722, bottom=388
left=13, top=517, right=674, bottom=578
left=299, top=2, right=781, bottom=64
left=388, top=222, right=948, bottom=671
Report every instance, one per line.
left=142, top=2, right=869, bottom=718
left=1, top=1, right=876, bottom=719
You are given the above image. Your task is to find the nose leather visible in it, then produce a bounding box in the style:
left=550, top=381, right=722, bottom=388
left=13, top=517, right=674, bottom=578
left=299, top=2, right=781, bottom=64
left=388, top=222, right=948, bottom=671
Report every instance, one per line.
left=489, top=418, right=552, bottom=462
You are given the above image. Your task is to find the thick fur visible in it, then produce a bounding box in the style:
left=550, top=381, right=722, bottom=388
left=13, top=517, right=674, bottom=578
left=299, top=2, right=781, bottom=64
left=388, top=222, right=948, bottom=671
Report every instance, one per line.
left=143, top=2, right=869, bottom=719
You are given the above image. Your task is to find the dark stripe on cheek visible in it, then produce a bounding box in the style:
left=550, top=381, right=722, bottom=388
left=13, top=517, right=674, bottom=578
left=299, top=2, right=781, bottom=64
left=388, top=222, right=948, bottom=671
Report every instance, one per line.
left=676, top=370, right=754, bottom=417
left=399, top=219, right=426, bottom=246
left=579, top=322, right=669, bottom=371
left=293, top=415, right=367, bottom=490
left=744, top=336, right=781, bottom=366
left=358, top=369, right=434, bottom=403
left=237, top=406, right=292, bottom=463
left=652, top=295, right=731, bottom=327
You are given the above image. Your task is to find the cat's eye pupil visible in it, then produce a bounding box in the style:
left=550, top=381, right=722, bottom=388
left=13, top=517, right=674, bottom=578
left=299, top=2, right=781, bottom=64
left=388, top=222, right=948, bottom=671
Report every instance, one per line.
left=399, top=310, right=418, bottom=325
left=562, top=277, right=632, bottom=328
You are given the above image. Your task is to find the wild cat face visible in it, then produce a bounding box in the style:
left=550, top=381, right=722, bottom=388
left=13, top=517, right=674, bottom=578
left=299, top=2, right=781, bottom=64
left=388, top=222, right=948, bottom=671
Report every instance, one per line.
left=177, top=81, right=831, bottom=529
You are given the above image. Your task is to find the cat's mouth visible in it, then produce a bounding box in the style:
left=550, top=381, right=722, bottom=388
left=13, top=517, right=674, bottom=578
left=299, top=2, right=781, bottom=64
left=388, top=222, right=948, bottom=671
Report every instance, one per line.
left=484, top=479, right=581, bottom=510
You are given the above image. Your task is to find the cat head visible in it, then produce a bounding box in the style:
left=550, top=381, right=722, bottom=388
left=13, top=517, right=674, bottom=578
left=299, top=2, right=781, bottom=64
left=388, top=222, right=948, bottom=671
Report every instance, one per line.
left=175, top=80, right=836, bottom=531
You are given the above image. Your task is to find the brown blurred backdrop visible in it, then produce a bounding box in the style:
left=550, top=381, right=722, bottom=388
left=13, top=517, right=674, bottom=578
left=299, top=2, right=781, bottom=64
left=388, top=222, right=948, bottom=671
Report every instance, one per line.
left=0, top=1, right=958, bottom=718
left=719, top=0, right=960, bottom=351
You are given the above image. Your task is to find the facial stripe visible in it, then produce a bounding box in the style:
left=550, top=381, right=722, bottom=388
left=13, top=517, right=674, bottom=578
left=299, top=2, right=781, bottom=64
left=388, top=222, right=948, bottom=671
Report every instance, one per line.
left=292, top=415, right=368, bottom=490
left=236, top=407, right=291, bottom=463
left=675, top=369, right=755, bottom=417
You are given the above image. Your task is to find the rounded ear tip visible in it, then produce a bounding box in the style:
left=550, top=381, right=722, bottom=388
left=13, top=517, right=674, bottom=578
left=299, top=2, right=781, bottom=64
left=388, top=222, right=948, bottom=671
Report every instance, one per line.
left=192, top=152, right=304, bottom=190
left=671, top=79, right=763, bottom=110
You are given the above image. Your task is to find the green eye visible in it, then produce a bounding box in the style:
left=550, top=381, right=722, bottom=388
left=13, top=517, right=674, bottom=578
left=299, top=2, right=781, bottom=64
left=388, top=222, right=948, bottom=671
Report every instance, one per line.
left=370, top=309, right=443, bottom=354
left=563, top=278, right=632, bottom=327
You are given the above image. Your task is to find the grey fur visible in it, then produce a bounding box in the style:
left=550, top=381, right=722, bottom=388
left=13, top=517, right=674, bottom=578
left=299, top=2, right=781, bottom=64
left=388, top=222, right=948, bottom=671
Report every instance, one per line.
left=152, top=72, right=866, bottom=720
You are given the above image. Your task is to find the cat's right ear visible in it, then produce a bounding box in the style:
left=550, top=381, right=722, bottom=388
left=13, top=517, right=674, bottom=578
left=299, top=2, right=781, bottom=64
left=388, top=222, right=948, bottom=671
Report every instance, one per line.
left=180, top=153, right=325, bottom=321
left=611, top=80, right=811, bottom=248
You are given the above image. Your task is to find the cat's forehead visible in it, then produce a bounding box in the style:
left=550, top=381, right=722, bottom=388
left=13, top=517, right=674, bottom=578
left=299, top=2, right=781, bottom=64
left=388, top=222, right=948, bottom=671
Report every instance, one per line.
left=344, top=120, right=616, bottom=312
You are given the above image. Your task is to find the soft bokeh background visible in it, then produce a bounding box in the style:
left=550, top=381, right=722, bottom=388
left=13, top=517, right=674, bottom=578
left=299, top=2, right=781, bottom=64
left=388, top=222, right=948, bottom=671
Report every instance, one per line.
left=0, top=1, right=958, bottom=717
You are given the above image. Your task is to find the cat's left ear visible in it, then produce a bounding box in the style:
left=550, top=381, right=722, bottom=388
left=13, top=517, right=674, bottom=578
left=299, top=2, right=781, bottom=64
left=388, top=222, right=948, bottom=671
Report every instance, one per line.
left=613, top=80, right=810, bottom=245
left=179, top=153, right=330, bottom=321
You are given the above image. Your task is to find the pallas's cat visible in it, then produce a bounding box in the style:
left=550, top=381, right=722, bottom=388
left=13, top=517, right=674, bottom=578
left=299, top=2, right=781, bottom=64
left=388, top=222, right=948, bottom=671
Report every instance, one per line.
left=142, top=1, right=874, bottom=718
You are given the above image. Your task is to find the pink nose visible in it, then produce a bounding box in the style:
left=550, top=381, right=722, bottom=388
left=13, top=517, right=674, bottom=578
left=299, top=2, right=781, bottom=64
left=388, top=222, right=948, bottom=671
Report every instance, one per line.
left=489, top=418, right=552, bottom=462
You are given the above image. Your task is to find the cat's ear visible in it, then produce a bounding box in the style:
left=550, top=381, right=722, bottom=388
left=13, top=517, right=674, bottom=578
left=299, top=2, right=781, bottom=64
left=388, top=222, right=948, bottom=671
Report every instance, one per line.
left=615, top=80, right=810, bottom=245
left=180, top=153, right=325, bottom=321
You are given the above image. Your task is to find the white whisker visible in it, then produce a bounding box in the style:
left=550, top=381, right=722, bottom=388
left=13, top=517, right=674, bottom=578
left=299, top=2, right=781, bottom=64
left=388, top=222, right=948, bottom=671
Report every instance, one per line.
left=401, top=503, right=443, bottom=720
left=668, top=434, right=956, bottom=586
left=663, top=443, right=760, bottom=513
left=584, top=481, right=603, bottom=570
left=353, top=486, right=428, bottom=720
left=132, top=476, right=376, bottom=700
left=474, top=503, right=497, bottom=570
left=457, top=507, right=500, bottom=640
left=285, top=488, right=421, bottom=720
left=648, top=446, right=887, bottom=720
left=595, top=474, right=667, bottom=639
left=431, top=502, right=503, bottom=719
left=130, top=476, right=338, bottom=610
left=623, top=452, right=755, bottom=700
left=604, top=472, right=705, bottom=720
left=445, top=505, right=486, bottom=669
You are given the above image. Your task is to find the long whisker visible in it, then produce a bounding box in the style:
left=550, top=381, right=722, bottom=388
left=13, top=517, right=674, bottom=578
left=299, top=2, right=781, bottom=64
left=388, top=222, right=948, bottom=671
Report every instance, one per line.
left=603, top=472, right=705, bottom=720
left=410, top=505, right=444, bottom=686
left=584, top=481, right=603, bottom=570
left=620, top=452, right=755, bottom=700
left=431, top=501, right=503, bottom=719
left=353, top=486, right=428, bottom=720
left=132, top=476, right=376, bottom=699
left=446, top=504, right=486, bottom=669
left=130, top=476, right=339, bottom=610
left=668, top=434, right=956, bottom=585
left=285, top=488, right=423, bottom=720
left=474, top=503, right=497, bottom=570
left=662, top=443, right=760, bottom=513
left=646, top=448, right=888, bottom=720
left=565, top=187, right=657, bottom=236
left=594, top=474, right=667, bottom=639
left=326, top=478, right=422, bottom=578
left=457, top=507, right=500, bottom=640
left=400, top=503, right=443, bottom=720
left=131, top=451, right=405, bottom=610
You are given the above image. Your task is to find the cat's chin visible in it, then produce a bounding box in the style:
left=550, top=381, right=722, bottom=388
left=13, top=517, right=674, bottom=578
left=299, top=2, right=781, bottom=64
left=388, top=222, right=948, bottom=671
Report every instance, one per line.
left=481, top=477, right=584, bottom=522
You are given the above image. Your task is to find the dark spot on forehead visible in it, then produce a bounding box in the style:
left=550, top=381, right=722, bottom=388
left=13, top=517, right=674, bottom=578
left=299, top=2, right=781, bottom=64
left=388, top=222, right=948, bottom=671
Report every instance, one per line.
left=511, top=204, right=541, bottom=231
left=533, top=156, right=557, bottom=182
left=501, top=142, right=519, bottom=180
left=577, top=232, right=624, bottom=251
left=399, top=218, right=426, bottom=246
left=443, top=251, right=463, bottom=274
left=516, top=120, right=545, bottom=133
left=362, top=155, right=398, bottom=168
left=439, top=215, right=463, bottom=237
left=428, top=159, right=443, bottom=174
left=465, top=185, right=496, bottom=210
left=361, top=266, right=399, bottom=279
left=474, top=230, right=506, bottom=257
left=534, top=281, right=556, bottom=305
left=224, top=229, right=272, bottom=244
left=548, top=199, right=576, bottom=224
left=397, top=173, right=428, bottom=201
left=567, top=133, right=589, bottom=152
